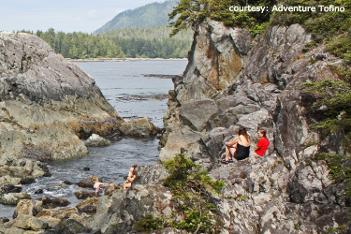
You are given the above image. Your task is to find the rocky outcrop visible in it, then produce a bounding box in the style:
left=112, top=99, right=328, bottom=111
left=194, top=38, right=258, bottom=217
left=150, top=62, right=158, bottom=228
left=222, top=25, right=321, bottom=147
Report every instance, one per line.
left=158, top=19, right=349, bottom=233
left=119, top=117, right=159, bottom=137
left=0, top=32, right=124, bottom=161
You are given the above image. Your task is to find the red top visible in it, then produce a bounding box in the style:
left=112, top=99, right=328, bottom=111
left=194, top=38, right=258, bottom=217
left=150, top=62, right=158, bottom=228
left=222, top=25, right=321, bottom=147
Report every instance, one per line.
left=255, top=137, right=270, bottom=157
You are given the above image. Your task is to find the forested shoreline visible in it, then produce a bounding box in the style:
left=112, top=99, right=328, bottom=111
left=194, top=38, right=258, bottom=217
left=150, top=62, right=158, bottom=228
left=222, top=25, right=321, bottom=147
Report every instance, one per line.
left=18, top=27, right=192, bottom=59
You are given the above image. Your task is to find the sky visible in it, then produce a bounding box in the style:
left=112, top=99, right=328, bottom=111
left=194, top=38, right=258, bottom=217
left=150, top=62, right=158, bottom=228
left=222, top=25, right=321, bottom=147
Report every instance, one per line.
left=0, top=0, right=166, bottom=33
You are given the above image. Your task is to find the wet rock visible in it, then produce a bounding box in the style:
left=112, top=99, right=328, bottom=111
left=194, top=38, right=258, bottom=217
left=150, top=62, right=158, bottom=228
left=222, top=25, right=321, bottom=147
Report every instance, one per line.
left=77, top=176, right=97, bottom=189
left=63, top=180, right=73, bottom=185
left=103, top=183, right=120, bottom=196
left=0, top=176, right=21, bottom=188
left=0, top=217, right=9, bottom=223
left=36, top=216, right=61, bottom=229
left=0, top=192, right=30, bottom=205
left=74, top=191, right=96, bottom=200
left=50, top=219, right=90, bottom=234
left=41, top=196, right=70, bottom=209
left=20, top=177, right=35, bottom=185
left=0, top=159, right=50, bottom=188
left=36, top=207, right=79, bottom=221
left=12, top=214, right=49, bottom=231
left=34, top=189, right=44, bottom=194
left=83, top=166, right=90, bottom=171
left=76, top=197, right=98, bottom=214
left=119, top=117, right=159, bottom=137
left=13, top=199, right=34, bottom=218
left=0, top=184, right=22, bottom=193
left=84, top=134, right=111, bottom=147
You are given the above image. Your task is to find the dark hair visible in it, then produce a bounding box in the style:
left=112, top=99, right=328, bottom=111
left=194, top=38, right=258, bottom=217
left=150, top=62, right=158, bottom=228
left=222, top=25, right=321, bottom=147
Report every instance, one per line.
left=132, top=164, right=137, bottom=168
left=258, top=129, right=267, bottom=138
left=238, top=127, right=249, bottom=140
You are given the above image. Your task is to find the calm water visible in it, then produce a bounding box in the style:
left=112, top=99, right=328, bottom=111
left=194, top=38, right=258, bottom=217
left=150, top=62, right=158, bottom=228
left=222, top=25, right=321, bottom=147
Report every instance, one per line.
left=79, top=60, right=187, bottom=127
left=0, top=59, right=187, bottom=217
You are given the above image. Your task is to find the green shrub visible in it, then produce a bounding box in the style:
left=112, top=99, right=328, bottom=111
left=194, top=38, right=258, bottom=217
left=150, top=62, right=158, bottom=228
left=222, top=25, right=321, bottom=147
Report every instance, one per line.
left=174, top=208, right=213, bottom=232
left=304, top=79, right=351, bottom=199
left=169, top=0, right=351, bottom=61
left=326, top=34, right=351, bottom=64
left=316, top=153, right=351, bottom=198
left=134, top=215, right=165, bottom=232
left=163, top=154, right=224, bottom=233
left=169, top=0, right=275, bottom=36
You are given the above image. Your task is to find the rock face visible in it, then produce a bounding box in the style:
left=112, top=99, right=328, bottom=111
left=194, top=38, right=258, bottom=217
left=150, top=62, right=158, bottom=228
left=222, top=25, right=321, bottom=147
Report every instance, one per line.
left=0, top=32, right=123, bottom=161
left=158, top=19, right=349, bottom=233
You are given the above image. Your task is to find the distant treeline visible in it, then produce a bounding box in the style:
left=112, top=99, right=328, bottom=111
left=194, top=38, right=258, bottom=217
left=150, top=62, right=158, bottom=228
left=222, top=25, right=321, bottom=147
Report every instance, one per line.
left=20, top=27, right=192, bottom=59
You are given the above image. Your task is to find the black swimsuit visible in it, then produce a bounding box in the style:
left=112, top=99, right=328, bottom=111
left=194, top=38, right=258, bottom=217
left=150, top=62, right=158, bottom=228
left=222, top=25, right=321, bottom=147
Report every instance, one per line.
left=235, top=143, right=250, bottom=160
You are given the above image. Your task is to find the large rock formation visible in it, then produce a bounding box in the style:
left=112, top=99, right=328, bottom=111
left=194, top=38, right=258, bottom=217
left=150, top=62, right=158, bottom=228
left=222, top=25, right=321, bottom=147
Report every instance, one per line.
left=0, top=32, right=124, bottom=161
left=157, top=19, right=349, bottom=233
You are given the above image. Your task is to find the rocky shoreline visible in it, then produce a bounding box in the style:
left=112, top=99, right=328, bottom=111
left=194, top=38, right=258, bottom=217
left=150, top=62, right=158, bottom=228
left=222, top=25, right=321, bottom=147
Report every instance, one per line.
left=0, top=32, right=160, bottom=233
left=0, top=17, right=350, bottom=234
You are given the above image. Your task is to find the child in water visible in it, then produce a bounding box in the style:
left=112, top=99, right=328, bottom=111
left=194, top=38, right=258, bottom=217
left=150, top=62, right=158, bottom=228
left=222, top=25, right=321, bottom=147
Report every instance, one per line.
left=92, top=176, right=106, bottom=196
left=123, top=164, right=137, bottom=190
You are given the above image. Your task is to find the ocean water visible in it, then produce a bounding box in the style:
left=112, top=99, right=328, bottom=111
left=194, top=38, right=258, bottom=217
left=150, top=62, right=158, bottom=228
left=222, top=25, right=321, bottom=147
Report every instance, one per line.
left=0, top=59, right=187, bottom=217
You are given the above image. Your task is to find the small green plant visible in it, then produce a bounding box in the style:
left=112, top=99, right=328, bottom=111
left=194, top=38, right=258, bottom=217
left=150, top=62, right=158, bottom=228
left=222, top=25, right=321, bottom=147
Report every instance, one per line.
left=325, top=224, right=348, bottom=234
left=163, top=154, right=224, bottom=233
left=316, top=153, right=351, bottom=198
left=304, top=78, right=351, bottom=201
left=235, top=194, right=249, bottom=201
left=133, top=215, right=165, bottom=232
left=169, top=0, right=275, bottom=37
left=174, top=208, right=213, bottom=232
left=326, top=34, right=351, bottom=64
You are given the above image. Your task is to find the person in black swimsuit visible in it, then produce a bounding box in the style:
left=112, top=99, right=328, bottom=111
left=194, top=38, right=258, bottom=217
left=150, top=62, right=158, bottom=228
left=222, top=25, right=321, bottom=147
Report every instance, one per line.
left=222, top=127, right=251, bottom=163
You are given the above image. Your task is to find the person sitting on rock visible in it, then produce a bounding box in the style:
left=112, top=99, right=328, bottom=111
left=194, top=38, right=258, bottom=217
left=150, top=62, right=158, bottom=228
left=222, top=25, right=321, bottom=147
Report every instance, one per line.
left=222, top=127, right=251, bottom=163
left=123, top=164, right=137, bottom=190
left=92, top=176, right=106, bottom=196
left=254, top=129, right=270, bottom=158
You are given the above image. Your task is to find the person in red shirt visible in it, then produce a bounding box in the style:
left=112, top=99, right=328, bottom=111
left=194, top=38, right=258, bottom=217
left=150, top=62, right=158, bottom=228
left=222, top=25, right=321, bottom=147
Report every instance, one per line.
left=254, top=129, right=270, bottom=158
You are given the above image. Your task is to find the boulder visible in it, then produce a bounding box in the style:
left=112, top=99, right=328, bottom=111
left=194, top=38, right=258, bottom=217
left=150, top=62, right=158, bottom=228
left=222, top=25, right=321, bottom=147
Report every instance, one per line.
left=0, top=175, right=21, bottom=187
left=104, top=183, right=120, bottom=196
left=12, top=214, right=49, bottom=231
left=74, top=191, right=96, bottom=200
left=179, top=99, right=218, bottom=131
left=41, top=196, right=70, bottom=209
left=13, top=199, right=34, bottom=218
left=0, top=184, right=22, bottom=194
left=49, top=219, right=90, bottom=234
left=36, top=207, right=79, bottom=221
left=76, top=197, right=98, bottom=214
left=84, top=134, right=111, bottom=147
left=119, top=117, right=159, bottom=137
left=0, top=159, right=50, bottom=188
left=0, top=192, right=30, bottom=205
left=77, top=176, right=98, bottom=189
left=159, top=127, right=202, bottom=161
